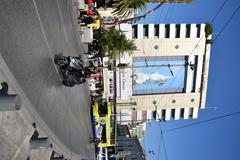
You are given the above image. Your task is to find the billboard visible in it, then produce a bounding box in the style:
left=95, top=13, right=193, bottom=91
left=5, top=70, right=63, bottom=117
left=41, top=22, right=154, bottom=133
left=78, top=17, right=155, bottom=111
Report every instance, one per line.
left=132, top=56, right=186, bottom=95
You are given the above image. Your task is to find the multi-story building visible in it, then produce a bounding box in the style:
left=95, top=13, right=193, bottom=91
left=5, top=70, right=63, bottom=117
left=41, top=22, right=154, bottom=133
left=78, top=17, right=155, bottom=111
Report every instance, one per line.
left=97, top=0, right=192, bottom=25
left=109, top=124, right=146, bottom=160
left=115, top=23, right=212, bottom=122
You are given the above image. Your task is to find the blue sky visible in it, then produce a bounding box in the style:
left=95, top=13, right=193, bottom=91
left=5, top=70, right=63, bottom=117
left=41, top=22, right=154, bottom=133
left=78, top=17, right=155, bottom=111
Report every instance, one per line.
left=137, top=0, right=240, bottom=160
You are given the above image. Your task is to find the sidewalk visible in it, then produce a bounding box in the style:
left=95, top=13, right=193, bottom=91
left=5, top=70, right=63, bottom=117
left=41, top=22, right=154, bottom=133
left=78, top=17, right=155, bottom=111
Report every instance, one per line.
left=0, top=54, right=79, bottom=160
left=0, top=53, right=34, bottom=160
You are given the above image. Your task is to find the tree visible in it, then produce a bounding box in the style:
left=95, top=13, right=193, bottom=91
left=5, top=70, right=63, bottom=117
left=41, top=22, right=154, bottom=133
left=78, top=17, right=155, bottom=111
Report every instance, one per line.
left=205, top=23, right=213, bottom=38
left=112, top=0, right=192, bottom=18
left=99, top=28, right=135, bottom=59
left=112, top=0, right=147, bottom=18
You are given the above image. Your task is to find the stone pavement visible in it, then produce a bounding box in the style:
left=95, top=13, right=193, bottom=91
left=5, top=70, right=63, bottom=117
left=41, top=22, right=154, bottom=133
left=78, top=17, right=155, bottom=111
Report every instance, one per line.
left=0, top=43, right=83, bottom=160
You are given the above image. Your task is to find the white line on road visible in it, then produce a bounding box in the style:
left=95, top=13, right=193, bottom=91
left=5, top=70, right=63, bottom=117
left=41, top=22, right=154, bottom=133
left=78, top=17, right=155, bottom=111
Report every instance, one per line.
left=32, top=0, right=59, bottom=74
left=10, top=130, right=33, bottom=160
left=56, top=0, right=69, bottom=43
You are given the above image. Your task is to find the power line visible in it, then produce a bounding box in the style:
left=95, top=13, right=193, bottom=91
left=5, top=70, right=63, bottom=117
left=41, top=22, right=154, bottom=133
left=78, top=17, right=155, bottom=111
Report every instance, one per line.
left=155, top=0, right=236, bottom=108
left=212, top=5, right=240, bottom=42
left=211, top=0, right=229, bottom=23
left=163, top=111, right=240, bottom=134
left=159, top=123, right=169, bottom=160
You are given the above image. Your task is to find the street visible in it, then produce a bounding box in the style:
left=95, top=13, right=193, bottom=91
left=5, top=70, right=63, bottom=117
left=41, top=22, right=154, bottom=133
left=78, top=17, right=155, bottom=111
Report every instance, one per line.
left=0, top=0, right=95, bottom=159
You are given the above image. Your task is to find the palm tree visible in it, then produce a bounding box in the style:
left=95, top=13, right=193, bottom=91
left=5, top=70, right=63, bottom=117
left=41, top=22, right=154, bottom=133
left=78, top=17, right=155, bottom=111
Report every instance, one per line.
left=112, top=0, right=192, bottom=18
left=112, top=0, right=147, bottom=18
left=99, top=28, right=135, bottom=59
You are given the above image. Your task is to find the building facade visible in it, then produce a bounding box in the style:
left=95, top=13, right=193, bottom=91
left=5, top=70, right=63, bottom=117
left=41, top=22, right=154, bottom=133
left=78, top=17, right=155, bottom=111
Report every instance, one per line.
left=115, top=23, right=212, bottom=122
left=110, top=125, right=146, bottom=160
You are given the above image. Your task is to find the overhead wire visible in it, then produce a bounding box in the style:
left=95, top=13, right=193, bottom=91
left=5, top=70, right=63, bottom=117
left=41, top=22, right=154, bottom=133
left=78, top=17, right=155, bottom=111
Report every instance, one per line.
left=159, top=122, right=169, bottom=160
left=163, top=111, right=240, bottom=134
left=150, top=1, right=232, bottom=159
left=154, top=0, right=231, bottom=108
left=136, top=4, right=172, bottom=158
left=163, top=1, right=240, bottom=109
left=154, top=5, right=240, bottom=160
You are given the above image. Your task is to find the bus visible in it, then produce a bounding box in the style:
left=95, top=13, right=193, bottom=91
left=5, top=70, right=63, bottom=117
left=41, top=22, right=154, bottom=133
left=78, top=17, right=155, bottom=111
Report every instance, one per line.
left=92, top=101, right=116, bottom=148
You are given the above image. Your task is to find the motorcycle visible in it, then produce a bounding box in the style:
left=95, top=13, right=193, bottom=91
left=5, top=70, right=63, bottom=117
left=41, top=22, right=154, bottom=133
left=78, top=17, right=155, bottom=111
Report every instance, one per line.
left=54, top=54, right=92, bottom=87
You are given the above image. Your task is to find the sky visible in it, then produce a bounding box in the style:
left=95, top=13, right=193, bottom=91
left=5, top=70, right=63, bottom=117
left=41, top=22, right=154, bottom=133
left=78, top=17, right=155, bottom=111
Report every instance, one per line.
left=136, top=0, right=240, bottom=160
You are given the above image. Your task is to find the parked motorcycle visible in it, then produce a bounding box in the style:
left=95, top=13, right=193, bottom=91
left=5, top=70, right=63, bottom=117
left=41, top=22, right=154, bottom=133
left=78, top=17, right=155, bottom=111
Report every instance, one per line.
left=54, top=54, right=92, bottom=87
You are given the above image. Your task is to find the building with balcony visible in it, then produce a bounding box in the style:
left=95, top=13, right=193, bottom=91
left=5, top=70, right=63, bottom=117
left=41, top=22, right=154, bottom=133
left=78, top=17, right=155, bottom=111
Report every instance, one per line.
left=115, top=23, right=212, bottom=123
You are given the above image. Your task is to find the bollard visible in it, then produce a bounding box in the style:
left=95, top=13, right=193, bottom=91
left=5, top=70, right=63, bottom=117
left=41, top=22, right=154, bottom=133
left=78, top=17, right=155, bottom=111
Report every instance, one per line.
left=50, top=151, right=65, bottom=160
left=0, top=82, right=21, bottom=111
left=30, top=137, right=51, bottom=150
left=0, top=94, right=21, bottom=111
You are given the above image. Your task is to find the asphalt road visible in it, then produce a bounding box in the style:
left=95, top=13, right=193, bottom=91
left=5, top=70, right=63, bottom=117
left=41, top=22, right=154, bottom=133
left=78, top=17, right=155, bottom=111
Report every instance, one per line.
left=0, top=0, right=95, bottom=159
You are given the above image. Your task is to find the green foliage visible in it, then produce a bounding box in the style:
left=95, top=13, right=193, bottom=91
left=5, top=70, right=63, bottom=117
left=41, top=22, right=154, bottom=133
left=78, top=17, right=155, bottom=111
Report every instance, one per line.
left=206, top=39, right=213, bottom=44
left=112, top=0, right=147, bottom=18
left=99, top=28, right=135, bottom=59
left=205, top=23, right=213, bottom=38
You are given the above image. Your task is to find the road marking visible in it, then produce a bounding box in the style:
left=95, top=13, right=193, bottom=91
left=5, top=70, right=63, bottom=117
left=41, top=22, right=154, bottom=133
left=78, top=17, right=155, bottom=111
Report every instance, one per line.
left=32, top=0, right=59, bottom=74
left=56, top=0, right=69, bottom=42
left=10, top=130, right=33, bottom=160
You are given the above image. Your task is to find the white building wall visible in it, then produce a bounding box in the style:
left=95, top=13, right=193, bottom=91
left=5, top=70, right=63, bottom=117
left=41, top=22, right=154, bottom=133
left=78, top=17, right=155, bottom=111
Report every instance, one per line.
left=116, top=23, right=210, bottom=123
left=137, top=111, right=143, bottom=121
left=147, top=110, right=152, bottom=120
left=185, top=55, right=195, bottom=93
left=180, top=24, right=186, bottom=38
left=200, top=24, right=206, bottom=38
left=192, top=107, right=199, bottom=119
left=157, top=109, right=162, bottom=120
left=119, top=23, right=132, bottom=39
left=159, top=24, right=165, bottom=38
left=148, top=24, right=155, bottom=38
left=137, top=24, right=143, bottom=39
left=120, top=109, right=132, bottom=125
left=190, top=24, right=197, bottom=38
left=174, top=108, right=181, bottom=120
left=170, top=24, right=176, bottom=38
left=165, top=109, right=171, bottom=120
left=195, top=55, right=203, bottom=92
left=183, top=108, right=189, bottom=119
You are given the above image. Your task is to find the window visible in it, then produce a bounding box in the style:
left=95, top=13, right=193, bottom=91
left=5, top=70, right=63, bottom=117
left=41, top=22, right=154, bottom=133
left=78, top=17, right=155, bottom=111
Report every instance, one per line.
left=196, top=24, right=201, bottom=38
left=143, top=25, right=149, bottom=38
left=165, top=24, right=170, bottom=38
left=180, top=108, right=184, bottom=118
left=98, top=102, right=108, bottom=117
left=189, top=108, right=194, bottom=118
left=171, top=109, right=175, bottom=119
left=132, top=25, right=138, bottom=39
left=186, top=24, right=191, bottom=38
left=175, top=24, right=180, bottom=38
left=161, top=110, right=166, bottom=119
left=154, top=24, right=159, bottom=37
